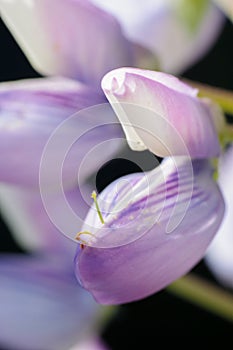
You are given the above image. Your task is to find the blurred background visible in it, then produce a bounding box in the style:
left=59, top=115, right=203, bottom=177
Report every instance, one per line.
left=0, top=13, right=233, bottom=349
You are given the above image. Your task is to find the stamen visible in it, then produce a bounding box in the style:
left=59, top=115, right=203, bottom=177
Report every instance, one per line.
left=75, top=231, right=95, bottom=247
left=91, top=191, right=105, bottom=224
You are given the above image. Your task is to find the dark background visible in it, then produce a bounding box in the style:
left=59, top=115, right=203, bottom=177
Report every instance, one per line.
left=0, top=14, right=233, bottom=349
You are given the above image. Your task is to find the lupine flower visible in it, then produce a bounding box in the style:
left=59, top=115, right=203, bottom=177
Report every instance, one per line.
left=102, top=67, right=224, bottom=158
left=0, top=0, right=224, bottom=84
left=0, top=0, right=226, bottom=322
left=75, top=158, right=225, bottom=304
left=206, top=146, right=233, bottom=289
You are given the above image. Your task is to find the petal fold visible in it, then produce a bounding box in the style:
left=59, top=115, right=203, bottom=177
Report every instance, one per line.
left=0, top=0, right=133, bottom=86
left=102, top=68, right=222, bottom=158
left=75, top=158, right=224, bottom=304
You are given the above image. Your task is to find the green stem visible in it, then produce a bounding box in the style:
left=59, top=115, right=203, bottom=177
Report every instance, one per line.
left=182, top=79, right=233, bottom=115
left=91, top=191, right=105, bottom=224
left=167, top=274, right=233, bottom=323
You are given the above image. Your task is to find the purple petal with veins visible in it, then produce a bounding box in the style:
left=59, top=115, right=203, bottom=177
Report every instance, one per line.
left=75, top=158, right=224, bottom=304
left=0, top=77, right=123, bottom=189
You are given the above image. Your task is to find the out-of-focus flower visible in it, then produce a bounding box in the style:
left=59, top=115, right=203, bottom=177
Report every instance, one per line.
left=0, top=183, right=92, bottom=253
left=213, top=0, right=233, bottom=21
left=75, top=158, right=224, bottom=304
left=102, top=68, right=224, bottom=158
left=0, top=0, right=224, bottom=84
left=0, top=254, right=102, bottom=350
left=91, top=0, right=224, bottom=74
left=206, top=146, right=233, bottom=289
left=0, top=183, right=111, bottom=350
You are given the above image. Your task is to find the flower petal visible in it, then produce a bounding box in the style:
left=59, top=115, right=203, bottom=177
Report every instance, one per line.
left=0, top=77, right=123, bottom=189
left=0, top=182, right=92, bottom=253
left=0, top=255, right=100, bottom=350
left=75, top=158, right=224, bottom=304
left=91, top=0, right=224, bottom=74
left=206, top=146, right=233, bottom=289
left=102, top=68, right=222, bottom=158
left=0, top=0, right=133, bottom=86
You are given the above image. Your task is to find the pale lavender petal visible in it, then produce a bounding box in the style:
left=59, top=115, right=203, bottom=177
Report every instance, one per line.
left=0, top=182, right=93, bottom=254
left=206, top=146, right=233, bottom=289
left=102, top=68, right=223, bottom=158
left=0, top=0, right=133, bottom=86
left=0, top=255, right=100, bottom=350
left=0, top=78, right=123, bottom=189
left=75, top=159, right=224, bottom=304
left=92, top=0, right=224, bottom=74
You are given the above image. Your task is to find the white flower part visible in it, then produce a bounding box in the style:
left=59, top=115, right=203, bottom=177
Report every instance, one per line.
left=101, top=67, right=197, bottom=152
left=0, top=0, right=132, bottom=85
left=101, top=71, right=147, bottom=151
left=102, top=68, right=220, bottom=158
left=0, top=0, right=54, bottom=74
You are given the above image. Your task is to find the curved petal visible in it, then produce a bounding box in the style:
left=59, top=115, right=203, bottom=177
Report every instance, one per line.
left=0, top=182, right=93, bottom=253
left=0, top=255, right=100, bottom=350
left=0, top=77, right=123, bottom=189
left=206, top=146, right=233, bottom=289
left=75, top=158, right=224, bottom=304
left=0, top=0, right=133, bottom=87
left=102, top=68, right=222, bottom=158
left=91, top=0, right=224, bottom=74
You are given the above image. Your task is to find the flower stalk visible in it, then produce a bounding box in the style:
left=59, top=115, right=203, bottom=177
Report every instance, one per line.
left=167, top=273, right=233, bottom=323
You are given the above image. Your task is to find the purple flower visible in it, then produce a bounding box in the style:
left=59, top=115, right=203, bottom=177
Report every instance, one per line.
left=0, top=0, right=226, bottom=321
left=75, top=158, right=224, bottom=304
left=0, top=0, right=224, bottom=84
left=0, top=183, right=111, bottom=350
